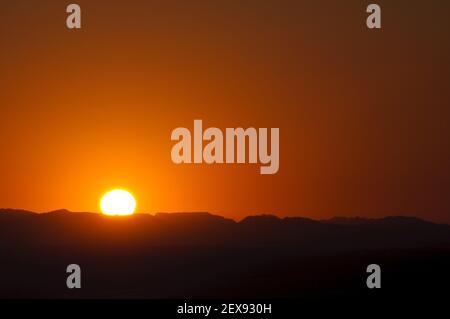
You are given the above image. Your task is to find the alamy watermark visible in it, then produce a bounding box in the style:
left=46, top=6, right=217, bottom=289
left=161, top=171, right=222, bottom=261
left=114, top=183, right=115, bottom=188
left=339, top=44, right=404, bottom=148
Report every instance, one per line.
left=171, top=120, right=280, bottom=175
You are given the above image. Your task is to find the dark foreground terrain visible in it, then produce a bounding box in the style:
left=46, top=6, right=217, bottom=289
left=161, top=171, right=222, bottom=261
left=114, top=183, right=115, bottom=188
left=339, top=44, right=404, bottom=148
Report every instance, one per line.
left=0, top=209, right=449, bottom=300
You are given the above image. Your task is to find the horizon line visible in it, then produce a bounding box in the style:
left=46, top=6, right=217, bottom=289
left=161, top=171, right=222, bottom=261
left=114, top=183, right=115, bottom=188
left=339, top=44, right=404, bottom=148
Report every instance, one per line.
left=0, top=207, right=447, bottom=225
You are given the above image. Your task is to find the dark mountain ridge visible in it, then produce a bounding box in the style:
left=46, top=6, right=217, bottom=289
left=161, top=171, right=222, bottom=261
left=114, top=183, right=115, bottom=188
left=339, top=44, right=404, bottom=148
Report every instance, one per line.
left=1, top=209, right=449, bottom=299
left=1, top=209, right=448, bottom=250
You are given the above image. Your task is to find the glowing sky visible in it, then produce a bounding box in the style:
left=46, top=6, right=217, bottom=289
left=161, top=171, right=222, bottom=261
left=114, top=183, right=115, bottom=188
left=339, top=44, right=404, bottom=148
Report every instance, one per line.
left=1, top=0, right=449, bottom=222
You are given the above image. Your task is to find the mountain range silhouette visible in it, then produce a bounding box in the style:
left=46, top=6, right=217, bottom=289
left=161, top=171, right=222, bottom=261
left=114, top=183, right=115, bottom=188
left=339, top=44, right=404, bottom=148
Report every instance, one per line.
left=0, top=209, right=449, bottom=299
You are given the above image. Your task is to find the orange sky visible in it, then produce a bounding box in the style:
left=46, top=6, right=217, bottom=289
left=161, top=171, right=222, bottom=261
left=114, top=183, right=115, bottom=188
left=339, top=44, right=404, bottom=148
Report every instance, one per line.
left=1, top=1, right=449, bottom=222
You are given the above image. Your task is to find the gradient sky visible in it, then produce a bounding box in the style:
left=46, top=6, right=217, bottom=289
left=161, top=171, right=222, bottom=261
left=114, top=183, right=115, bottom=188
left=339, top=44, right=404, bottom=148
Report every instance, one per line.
left=1, top=0, right=449, bottom=222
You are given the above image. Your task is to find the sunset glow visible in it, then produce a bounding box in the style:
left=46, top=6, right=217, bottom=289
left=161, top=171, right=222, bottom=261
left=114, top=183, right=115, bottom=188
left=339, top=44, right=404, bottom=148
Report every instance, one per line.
left=100, top=189, right=136, bottom=216
left=1, top=1, right=449, bottom=223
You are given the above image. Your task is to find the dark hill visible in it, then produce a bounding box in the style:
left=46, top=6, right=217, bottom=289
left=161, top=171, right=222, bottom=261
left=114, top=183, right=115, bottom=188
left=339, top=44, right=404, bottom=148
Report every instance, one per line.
left=0, top=209, right=449, bottom=299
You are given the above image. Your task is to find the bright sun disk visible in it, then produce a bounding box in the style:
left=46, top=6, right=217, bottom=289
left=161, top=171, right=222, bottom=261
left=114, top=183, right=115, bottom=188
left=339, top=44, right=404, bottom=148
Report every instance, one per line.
left=100, top=189, right=136, bottom=216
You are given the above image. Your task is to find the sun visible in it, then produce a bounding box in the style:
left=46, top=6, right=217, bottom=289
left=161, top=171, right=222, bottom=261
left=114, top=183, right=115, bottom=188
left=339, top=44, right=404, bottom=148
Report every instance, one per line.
left=100, top=189, right=136, bottom=216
